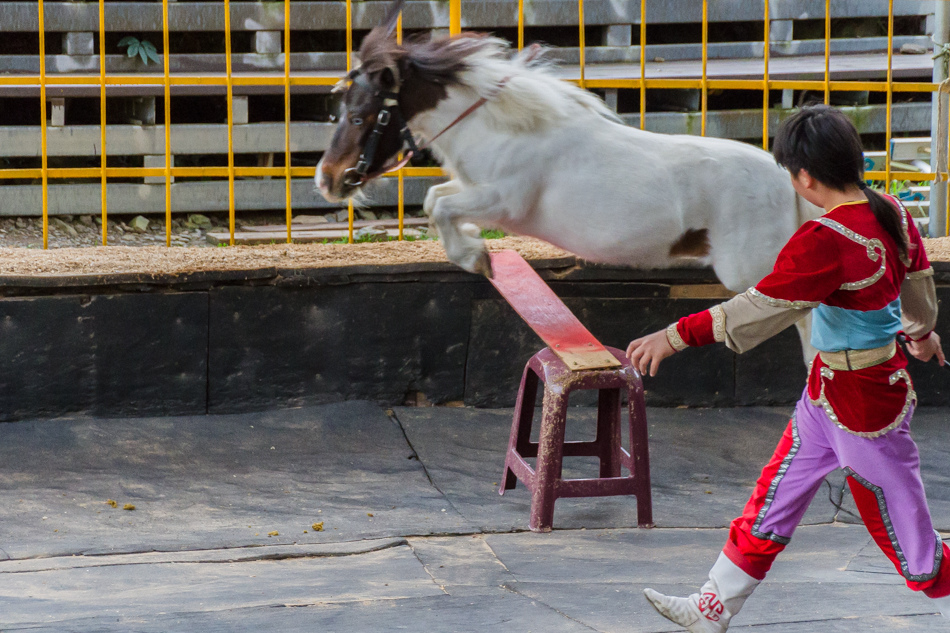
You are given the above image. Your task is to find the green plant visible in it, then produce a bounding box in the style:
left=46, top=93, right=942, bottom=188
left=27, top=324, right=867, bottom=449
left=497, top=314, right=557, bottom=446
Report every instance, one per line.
left=118, top=36, right=161, bottom=65
left=935, top=42, right=950, bottom=79
left=480, top=229, right=506, bottom=239
left=868, top=179, right=911, bottom=196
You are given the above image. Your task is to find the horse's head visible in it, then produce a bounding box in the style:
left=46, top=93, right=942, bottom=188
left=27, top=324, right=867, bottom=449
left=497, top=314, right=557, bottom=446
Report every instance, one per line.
left=316, top=0, right=412, bottom=201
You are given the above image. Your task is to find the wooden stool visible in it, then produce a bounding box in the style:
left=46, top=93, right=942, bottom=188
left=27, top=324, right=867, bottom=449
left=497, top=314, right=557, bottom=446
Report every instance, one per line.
left=499, top=346, right=653, bottom=532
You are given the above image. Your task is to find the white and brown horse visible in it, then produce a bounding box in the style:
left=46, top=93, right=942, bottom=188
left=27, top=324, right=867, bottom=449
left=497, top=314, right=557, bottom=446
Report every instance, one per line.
left=316, top=0, right=822, bottom=359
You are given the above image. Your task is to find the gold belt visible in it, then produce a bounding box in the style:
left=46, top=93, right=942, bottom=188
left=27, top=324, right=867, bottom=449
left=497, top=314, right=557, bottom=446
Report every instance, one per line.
left=818, top=341, right=896, bottom=371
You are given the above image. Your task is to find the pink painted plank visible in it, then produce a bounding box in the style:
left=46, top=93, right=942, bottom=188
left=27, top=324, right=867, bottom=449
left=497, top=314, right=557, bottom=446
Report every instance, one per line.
left=488, top=250, right=621, bottom=371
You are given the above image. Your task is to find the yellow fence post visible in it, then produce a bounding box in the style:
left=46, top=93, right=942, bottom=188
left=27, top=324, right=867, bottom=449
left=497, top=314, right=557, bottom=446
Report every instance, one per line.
left=701, top=0, right=707, bottom=136
left=99, top=0, right=108, bottom=245
left=397, top=12, right=404, bottom=241
left=347, top=0, right=355, bottom=243
left=450, top=0, right=461, bottom=35
left=884, top=0, right=894, bottom=196
left=38, top=0, right=48, bottom=249
left=762, top=0, right=770, bottom=150
left=824, top=0, right=831, bottom=104
left=162, top=0, right=173, bottom=246
left=224, top=0, right=236, bottom=246
left=285, top=0, right=293, bottom=244
left=640, top=0, right=646, bottom=130
left=518, top=0, right=524, bottom=50
left=578, top=0, right=585, bottom=88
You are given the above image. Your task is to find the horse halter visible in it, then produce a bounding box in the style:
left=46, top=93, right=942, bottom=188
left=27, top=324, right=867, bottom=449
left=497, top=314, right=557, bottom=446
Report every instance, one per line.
left=342, top=69, right=419, bottom=187
left=338, top=45, right=541, bottom=187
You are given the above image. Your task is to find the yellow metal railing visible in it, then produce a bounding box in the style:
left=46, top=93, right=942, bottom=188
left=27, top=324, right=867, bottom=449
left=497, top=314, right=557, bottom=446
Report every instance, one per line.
left=8, top=0, right=950, bottom=246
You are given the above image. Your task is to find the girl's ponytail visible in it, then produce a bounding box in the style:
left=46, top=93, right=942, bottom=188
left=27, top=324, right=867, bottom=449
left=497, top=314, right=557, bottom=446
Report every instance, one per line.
left=861, top=183, right=909, bottom=262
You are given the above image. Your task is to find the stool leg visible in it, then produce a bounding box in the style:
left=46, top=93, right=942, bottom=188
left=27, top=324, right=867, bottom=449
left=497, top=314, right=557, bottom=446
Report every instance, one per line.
left=530, top=387, right=567, bottom=532
left=596, top=388, right=622, bottom=478
left=628, top=383, right=653, bottom=528
left=501, top=366, right=539, bottom=494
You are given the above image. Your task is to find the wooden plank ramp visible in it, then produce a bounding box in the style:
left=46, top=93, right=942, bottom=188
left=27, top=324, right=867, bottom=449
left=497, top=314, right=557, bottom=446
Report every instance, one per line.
left=488, top=250, right=621, bottom=371
left=206, top=228, right=417, bottom=245
left=242, top=217, right=429, bottom=232
left=207, top=218, right=430, bottom=245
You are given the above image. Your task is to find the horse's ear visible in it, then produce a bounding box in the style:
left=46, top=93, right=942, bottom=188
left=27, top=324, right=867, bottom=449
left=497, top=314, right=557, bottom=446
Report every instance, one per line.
left=382, top=0, right=407, bottom=37
left=331, top=68, right=361, bottom=93
left=379, top=66, right=398, bottom=91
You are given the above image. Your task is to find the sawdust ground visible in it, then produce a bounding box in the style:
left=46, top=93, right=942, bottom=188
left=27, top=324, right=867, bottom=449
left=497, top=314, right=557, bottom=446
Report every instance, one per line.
left=0, top=236, right=571, bottom=277
left=2, top=237, right=948, bottom=278
left=922, top=238, right=950, bottom=265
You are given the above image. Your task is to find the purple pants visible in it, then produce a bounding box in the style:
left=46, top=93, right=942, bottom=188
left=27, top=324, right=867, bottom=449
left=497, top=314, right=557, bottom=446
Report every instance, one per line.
left=725, top=393, right=947, bottom=593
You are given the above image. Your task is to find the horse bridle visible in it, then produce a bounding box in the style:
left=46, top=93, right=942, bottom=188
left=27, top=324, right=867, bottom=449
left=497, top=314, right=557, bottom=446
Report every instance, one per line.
left=341, top=71, right=420, bottom=187
left=339, top=63, right=516, bottom=187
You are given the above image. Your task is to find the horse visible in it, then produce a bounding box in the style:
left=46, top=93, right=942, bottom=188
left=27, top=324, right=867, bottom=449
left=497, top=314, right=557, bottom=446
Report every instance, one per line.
left=315, top=0, right=823, bottom=361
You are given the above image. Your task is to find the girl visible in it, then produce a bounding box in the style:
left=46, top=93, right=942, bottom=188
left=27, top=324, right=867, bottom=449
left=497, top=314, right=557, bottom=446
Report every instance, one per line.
left=626, top=104, right=949, bottom=632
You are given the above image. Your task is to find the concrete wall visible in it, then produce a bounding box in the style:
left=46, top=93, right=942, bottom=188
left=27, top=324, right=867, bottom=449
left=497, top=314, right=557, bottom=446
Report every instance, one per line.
left=2, top=262, right=948, bottom=421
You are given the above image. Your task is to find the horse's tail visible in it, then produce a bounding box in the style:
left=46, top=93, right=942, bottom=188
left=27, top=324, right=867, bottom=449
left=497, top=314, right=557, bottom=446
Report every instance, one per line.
left=795, top=193, right=823, bottom=227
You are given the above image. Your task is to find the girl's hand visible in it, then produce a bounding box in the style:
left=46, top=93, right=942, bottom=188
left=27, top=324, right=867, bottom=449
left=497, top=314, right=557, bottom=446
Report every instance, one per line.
left=626, top=329, right=677, bottom=377
left=906, top=332, right=946, bottom=366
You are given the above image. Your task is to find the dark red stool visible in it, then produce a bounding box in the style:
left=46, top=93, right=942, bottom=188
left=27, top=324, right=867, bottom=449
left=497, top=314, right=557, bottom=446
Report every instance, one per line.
left=499, top=346, right=653, bottom=532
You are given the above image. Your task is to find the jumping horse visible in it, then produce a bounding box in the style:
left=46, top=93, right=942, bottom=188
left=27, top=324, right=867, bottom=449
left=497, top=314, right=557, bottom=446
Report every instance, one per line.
left=315, top=0, right=823, bottom=360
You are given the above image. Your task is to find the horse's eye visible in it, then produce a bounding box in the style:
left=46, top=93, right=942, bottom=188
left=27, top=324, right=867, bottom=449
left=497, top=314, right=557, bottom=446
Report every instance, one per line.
left=350, top=116, right=363, bottom=127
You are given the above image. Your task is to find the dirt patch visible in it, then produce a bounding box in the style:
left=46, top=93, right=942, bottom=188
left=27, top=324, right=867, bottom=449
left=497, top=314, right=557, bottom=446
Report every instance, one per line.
left=0, top=236, right=572, bottom=277
left=1, top=232, right=949, bottom=278
left=923, top=238, right=950, bottom=264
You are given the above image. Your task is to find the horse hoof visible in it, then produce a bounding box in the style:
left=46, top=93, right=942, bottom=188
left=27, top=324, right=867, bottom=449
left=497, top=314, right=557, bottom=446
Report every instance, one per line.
left=474, top=252, right=493, bottom=278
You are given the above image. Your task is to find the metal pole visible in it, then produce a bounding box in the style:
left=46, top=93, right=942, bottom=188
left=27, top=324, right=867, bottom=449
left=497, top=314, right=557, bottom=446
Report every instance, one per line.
left=931, top=0, right=949, bottom=237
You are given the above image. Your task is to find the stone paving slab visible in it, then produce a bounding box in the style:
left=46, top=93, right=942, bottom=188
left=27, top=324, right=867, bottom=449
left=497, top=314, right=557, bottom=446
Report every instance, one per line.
left=509, top=581, right=943, bottom=633
left=0, top=402, right=472, bottom=559
left=395, top=405, right=844, bottom=531
left=0, top=541, right=442, bottom=629
left=4, top=401, right=946, bottom=563
left=487, top=525, right=938, bottom=632
left=4, top=524, right=946, bottom=632
left=482, top=524, right=901, bottom=587
left=29, top=591, right=600, bottom=633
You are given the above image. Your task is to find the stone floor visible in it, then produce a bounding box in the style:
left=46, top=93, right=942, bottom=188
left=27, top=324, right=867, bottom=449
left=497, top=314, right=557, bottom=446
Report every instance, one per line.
left=1, top=402, right=948, bottom=631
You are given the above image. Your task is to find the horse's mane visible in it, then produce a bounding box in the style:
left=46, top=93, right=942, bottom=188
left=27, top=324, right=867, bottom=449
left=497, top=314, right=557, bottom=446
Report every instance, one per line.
left=449, top=38, right=622, bottom=132
left=359, top=30, right=621, bottom=133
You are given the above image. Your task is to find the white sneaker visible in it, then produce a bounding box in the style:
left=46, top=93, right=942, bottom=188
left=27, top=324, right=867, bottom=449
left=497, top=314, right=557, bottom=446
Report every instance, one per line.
left=643, top=553, right=760, bottom=633
left=643, top=588, right=720, bottom=633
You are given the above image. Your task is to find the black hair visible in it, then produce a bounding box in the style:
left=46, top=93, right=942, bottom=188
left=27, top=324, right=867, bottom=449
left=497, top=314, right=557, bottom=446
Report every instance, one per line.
left=773, top=104, right=908, bottom=261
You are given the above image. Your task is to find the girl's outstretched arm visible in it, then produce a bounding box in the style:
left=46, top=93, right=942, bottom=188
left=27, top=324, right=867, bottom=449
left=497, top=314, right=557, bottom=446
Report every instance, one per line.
left=626, top=329, right=676, bottom=377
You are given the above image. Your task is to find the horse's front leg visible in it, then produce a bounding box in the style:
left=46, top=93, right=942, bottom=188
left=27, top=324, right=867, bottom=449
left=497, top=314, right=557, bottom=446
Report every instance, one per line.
left=431, top=185, right=505, bottom=277
left=423, top=180, right=463, bottom=236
